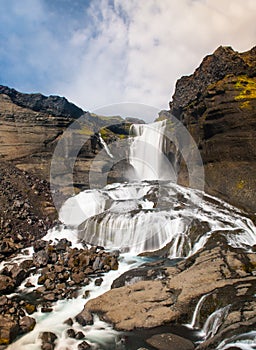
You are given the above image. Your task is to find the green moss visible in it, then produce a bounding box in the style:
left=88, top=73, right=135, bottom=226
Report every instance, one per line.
left=235, top=76, right=256, bottom=101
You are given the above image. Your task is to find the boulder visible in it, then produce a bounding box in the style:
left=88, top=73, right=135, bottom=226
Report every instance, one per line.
left=85, top=235, right=256, bottom=331
left=0, top=315, right=19, bottom=345
left=33, top=250, right=49, bottom=267
left=146, top=333, right=195, bottom=350
left=75, top=307, right=93, bottom=326
left=77, top=340, right=91, bottom=349
left=40, top=332, right=57, bottom=350
left=19, top=316, right=36, bottom=334
left=0, top=275, right=15, bottom=294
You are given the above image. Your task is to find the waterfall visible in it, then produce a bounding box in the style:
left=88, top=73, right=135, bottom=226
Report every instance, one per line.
left=77, top=182, right=256, bottom=256
left=128, top=120, right=175, bottom=181
left=217, top=331, right=256, bottom=350
left=202, top=305, right=231, bottom=339
left=189, top=293, right=211, bottom=329
left=99, top=133, right=114, bottom=158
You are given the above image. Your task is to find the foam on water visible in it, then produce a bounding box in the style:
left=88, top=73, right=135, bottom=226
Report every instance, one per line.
left=7, top=232, right=144, bottom=350
left=76, top=181, right=256, bottom=256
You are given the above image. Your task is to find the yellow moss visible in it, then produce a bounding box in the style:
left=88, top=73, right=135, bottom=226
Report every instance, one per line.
left=0, top=338, right=10, bottom=345
left=78, top=125, right=93, bottom=135
left=236, top=179, right=246, bottom=190
left=235, top=76, right=256, bottom=101
left=239, top=101, right=252, bottom=110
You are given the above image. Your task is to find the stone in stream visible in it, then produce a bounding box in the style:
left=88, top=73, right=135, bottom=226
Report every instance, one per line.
left=146, top=333, right=195, bottom=350
left=77, top=340, right=92, bottom=349
left=75, top=331, right=85, bottom=339
left=75, top=307, right=93, bottom=326
left=94, top=277, right=103, bottom=286
left=66, top=328, right=76, bottom=338
left=64, top=317, right=73, bottom=326
left=19, top=316, right=36, bottom=334
left=0, top=315, right=20, bottom=345
left=40, top=331, right=57, bottom=350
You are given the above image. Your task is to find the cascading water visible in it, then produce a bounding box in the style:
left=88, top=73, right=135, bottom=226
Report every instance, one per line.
left=5, top=120, right=256, bottom=350
left=188, top=293, right=211, bottom=329
left=77, top=181, right=256, bottom=256
left=128, top=120, right=175, bottom=181
left=202, top=305, right=231, bottom=340
left=99, top=133, right=114, bottom=158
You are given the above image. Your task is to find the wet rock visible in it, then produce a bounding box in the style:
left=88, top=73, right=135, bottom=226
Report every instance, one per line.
left=85, top=235, right=256, bottom=331
left=64, top=318, right=73, bottom=326
left=24, top=303, right=36, bottom=314
left=24, top=281, right=35, bottom=288
left=55, top=238, right=71, bottom=252
left=0, top=275, right=15, bottom=294
left=19, top=316, right=36, bottom=334
left=92, top=256, right=103, bottom=271
left=43, top=293, right=56, bottom=302
left=41, top=307, right=53, bottom=313
left=94, top=277, right=103, bottom=286
left=77, top=340, right=91, bottom=349
left=75, top=331, right=85, bottom=340
left=34, top=240, right=48, bottom=252
left=66, top=328, right=76, bottom=338
left=10, top=264, right=29, bottom=286
left=146, top=333, right=195, bottom=350
left=40, top=332, right=57, bottom=349
left=0, top=315, right=19, bottom=345
left=75, top=307, right=93, bottom=326
left=71, top=271, right=86, bottom=284
left=33, top=250, right=49, bottom=267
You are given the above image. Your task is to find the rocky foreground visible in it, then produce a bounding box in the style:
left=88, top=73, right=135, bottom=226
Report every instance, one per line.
left=0, top=236, right=119, bottom=348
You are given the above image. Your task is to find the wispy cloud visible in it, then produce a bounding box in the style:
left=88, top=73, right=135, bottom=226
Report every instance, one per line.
left=0, top=0, right=255, bottom=120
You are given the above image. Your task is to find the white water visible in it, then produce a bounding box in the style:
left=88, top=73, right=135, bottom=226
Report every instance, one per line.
left=99, top=133, right=114, bottom=158
left=5, top=120, right=256, bottom=349
left=188, top=293, right=211, bottom=329
left=7, top=233, right=144, bottom=350
left=129, top=120, right=175, bottom=181
left=77, top=181, right=256, bottom=256
left=202, top=305, right=231, bottom=339
left=217, top=331, right=256, bottom=350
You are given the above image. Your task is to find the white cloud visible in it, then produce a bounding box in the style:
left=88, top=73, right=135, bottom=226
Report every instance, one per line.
left=1, top=0, right=256, bottom=121
left=57, top=0, right=256, bottom=120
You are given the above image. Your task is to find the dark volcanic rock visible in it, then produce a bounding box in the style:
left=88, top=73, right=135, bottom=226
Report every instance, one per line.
left=0, top=85, right=84, bottom=118
left=168, top=45, right=256, bottom=213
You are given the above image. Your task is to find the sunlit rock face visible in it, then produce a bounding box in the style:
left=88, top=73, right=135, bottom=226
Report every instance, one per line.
left=167, top=46, right=256, bottom=213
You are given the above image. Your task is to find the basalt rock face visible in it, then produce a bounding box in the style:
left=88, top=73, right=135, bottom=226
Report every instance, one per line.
left=0, top=85, right=84, bottom=118
left=168, top=46, right=256, bottom=214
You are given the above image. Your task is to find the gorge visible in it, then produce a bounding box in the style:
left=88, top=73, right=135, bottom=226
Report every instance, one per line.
left=0, top=46, right=255, bottom=350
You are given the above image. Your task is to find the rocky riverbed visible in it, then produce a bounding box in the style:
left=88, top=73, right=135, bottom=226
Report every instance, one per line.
left=0, top=236, right=119, bottom=348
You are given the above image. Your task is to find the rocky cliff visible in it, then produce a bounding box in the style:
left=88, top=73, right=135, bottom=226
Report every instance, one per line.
left=168, top=46, right=256, bottom=214
left=0, top=86, right=128, bottom=195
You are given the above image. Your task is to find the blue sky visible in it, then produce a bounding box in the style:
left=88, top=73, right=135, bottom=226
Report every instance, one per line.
left=0, top=0, right=255, bottom=119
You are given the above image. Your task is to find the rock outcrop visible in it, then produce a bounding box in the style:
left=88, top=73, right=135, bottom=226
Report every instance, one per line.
left=85, top=233, right=256, bottom=343
left=168, top=46, right=256, bottom=213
